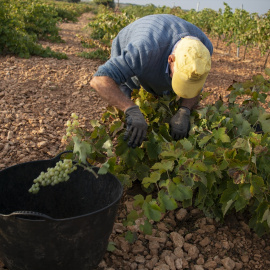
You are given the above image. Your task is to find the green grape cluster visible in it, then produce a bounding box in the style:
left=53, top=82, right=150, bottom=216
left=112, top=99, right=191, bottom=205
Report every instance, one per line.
left=29, top=159, right=77, bottom=194
left=62, top=113, right=79, bottom=141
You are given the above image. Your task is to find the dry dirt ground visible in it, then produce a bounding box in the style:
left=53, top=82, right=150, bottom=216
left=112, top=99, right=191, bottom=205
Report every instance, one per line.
left=0, top=12, right=270, bottom=270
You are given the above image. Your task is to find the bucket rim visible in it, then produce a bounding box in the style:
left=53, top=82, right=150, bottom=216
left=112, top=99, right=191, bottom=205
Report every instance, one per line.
left=0, top=158, right=124, bottom=222
left=0, top=189, right=123, bottom=221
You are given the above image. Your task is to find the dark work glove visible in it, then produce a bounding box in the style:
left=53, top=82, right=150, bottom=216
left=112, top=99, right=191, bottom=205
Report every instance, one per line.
left=124, top=105, right=148, bottom=148
left=169, top=107, right=191, bottom=140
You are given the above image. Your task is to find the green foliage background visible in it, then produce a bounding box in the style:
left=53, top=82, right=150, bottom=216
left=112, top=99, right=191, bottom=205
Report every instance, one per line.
left=93, top=0, right=115, bottom=9
left=84, top=3, right=270, bottom=65
left=0, top=0, right=94, bottom=58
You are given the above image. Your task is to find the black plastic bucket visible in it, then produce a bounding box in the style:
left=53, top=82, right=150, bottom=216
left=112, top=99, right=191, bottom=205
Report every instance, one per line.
left=0, top=152, right=123, bottom=270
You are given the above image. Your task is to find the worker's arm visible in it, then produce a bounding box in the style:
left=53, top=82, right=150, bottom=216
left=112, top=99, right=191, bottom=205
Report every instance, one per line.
left=180, top=94, right=200, bottom=110
left=90, top=75, right=148, bottom=148
left=90, top=76, right=135, bottom=112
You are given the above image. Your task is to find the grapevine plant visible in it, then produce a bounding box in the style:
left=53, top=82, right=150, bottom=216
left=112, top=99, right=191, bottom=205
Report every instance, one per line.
left=0, top=0, right=94, bottom=59
left=30, top=70, right=270, bottom=237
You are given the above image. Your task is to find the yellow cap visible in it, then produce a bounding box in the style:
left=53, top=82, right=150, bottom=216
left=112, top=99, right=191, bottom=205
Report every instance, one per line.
left=172, top=37, right=211, bottom=99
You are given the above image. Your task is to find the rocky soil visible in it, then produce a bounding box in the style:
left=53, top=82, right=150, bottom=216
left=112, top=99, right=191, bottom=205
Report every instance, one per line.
left=0, top=11, right=270, bottom=270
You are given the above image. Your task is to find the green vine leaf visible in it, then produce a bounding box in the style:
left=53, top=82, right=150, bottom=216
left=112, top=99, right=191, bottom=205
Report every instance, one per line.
left=239, top=183, right=252, bottom=200
left=233, top=138, right=252, bottom=153
left=220, top=186, right=238, bottom=215
left=142, top=201, right=162, bottom=221
left=125, top=231, right=137, bottom=243
left=151, top=160, right=175, bottom=173
left=102, top=139, right=114, bottom=157
left=223, top=199, right=234, bottom=216
left=90, top=119, right=100, bottom=128
left=168, top=182, right=193, bottom=201
left=126, top=210, right=139, bottom=225
left=107, top=242, right=116, bottom=252
left=250, top=175, right=265, bottom=196
left=133, top=194, right=145, bottom=207
left=144, top=132, right=162, bottom=160
left=73, top=136, right=92, bottom=164
left=158, top=190, right=178, bottom=211
left=198, top=134, right=213, bottom=148
left=258, top=113, right=270, bottom=133
left=139, top=219, right=152, bottom=235
left=142, top=172, right=160, bottom=188
left=134, top=163, right=150, bottom=181
left=212, top=127, right=231, bottom=143
left=260, top=207, right=270, bottom=228
left=158, top=124, right=172, bottom=141
left=238, top=120, right=253, bottom=136
left=256, top=202, right=269, bottom=222
left=117, top=174, right=132, bottom=188
left=110, top=120, right=123, bottom=135
left=117, top=138, right=144, bottom=167
left=191, top=161, right=209, bottom=172
left=265, top=68, right=270, bottom=77
left=234, top=194, right=248, bottom=212
left=98, top=162, right=110, bottom=174
left=180, top=138, right=193, bottom=151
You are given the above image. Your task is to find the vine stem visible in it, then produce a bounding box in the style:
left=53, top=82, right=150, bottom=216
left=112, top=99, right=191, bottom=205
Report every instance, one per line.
left=77, top=163, right=99, bottom=178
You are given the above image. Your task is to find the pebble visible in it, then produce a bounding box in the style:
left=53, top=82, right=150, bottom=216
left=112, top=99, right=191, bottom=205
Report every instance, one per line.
left=221, top=240, right=231, bottom=250
left=175, top=208, right=188, bottom=221
left=7, top=131, right=13, bottom=140
left=197, top=256, right=205, bottom=265
left=174, top=247, right=184, bottom=258
left=185, top=233, right=193, bottom=241
left=199, top=237, right=211, bottom=247
left=188, top=245, right=200, bottom=260
left=240, top=255, right=249, bottom=263
left=133, top=243, right=145, bottom=254
left=145, top=235, right=167, bottom=243
left=134, top=255, right=145, bottom=264
left=221, top=257, right=236, bottom=270
left=165, top=255, right=176, bottom=270
left=170, top=232, right=185, bottom=248
left=202, top=225, right=216, bottom=233
left=235, top=262, right=243, bottom=269
left=194, top=265, right=204, bottom=270
left=153, top=264, right=170, bottom=270
left=175, top=258, right=183, bottom=270
left=118, top=238, right=130, bottom=253
left=149, top=241, right=160, bottom=251
left=204, top=260, right=217, bottom=269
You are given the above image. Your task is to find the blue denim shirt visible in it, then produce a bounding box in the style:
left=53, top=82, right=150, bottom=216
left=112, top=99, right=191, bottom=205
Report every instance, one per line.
left=94, top=14, right=213, bottom=96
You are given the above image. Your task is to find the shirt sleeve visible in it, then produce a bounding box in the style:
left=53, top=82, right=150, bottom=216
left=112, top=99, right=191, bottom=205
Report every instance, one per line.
left=205, top=38, right=213, bottom=56
left=94, top=42, right=151, bottom=85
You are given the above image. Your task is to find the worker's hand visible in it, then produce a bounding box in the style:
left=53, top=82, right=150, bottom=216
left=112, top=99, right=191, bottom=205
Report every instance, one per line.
left=169, top=107, right=191, bottom=140
left=124, top=105, right=148, bottom=148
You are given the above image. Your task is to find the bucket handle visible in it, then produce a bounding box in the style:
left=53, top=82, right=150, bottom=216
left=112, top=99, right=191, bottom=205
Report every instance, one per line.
left=52, top=150, right=73, bottom=162
left=6, top=211, right=54, bottom=221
